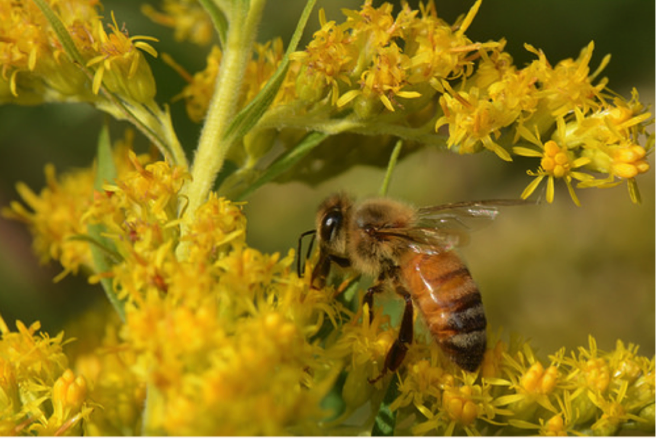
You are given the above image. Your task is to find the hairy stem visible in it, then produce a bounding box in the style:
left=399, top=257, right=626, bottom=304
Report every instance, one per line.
left=178, top=0, right=266, bottom=258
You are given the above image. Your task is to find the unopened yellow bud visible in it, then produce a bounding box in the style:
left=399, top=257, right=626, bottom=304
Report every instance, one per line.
left=553, top=164, right=566, bottom=178
left=611, top=145, right=650, bottom=178
left=53, top=369, right=87, bottom=420
left=443, top=386, right=478, bottom=426
left=545, top=414, right=566, bottom=436
left=520, top=362, right=558, bottom=395
left=612, top=163, right=639, bottom=179
left=554, top=152, right=569, bottom=165
left=520, top=362, right=544, bottom=393
left=541, top=366, right=559, bottom=393
left=544, top=141, right=561, bottom=156
left=295, top=67, right=329, bottom=103
left=541, top=157, right=555, bottom=171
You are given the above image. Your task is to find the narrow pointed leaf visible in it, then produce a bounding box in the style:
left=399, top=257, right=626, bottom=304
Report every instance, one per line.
left=31, top=0, right=84, bottom=65
left=68, top=234, right=123, bottom=265
left=197, top=0, right=228, bottom=47
left=223, top=0, right=316, bottom=144
left=88, top=123, right=125, bottom=321
left=371, top=374, right=400, bottom=436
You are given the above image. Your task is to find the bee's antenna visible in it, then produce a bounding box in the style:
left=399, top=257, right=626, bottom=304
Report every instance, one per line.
left=297, top=230, right=317, bottom=277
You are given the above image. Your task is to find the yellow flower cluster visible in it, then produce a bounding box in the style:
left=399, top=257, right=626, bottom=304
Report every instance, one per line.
left=3, top=133, right=345, bottom=434
left=142, top=0, right=215, bottom=46
left=3, top=143, right=654, bottom=435
left=176, top=0, right=651, bottom=204
left=0, top=0, right=653, bottom=436
left=0, top=316, right=91, bottom=435
left=4, top=163, right=95, bottom=281
left=0, top=0, right=157, bottom=105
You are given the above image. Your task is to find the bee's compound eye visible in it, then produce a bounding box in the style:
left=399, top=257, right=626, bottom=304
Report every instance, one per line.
left=320, top=208, right=343, bottom=243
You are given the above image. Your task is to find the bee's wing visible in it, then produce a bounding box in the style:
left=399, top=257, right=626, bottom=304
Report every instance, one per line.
left=377, top=227, right=469, bottom=254
left=415, top=200, right=507, bottom=231
left=380, top=199, right=529, bottom=253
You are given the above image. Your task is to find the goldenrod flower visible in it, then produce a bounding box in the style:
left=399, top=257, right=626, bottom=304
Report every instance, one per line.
left=168, top=0, right=650, bottom=205
left=3, top=164, right=95, bottom=281
left=514, top=118, right=594, bottom=205
left=436, top=80, right=517, bottom=161
left=3, top=147, right=654, bottom=434
left=0, top=0, right=92, bottom=103
left=290, top=9, right=354, bottom=105
left=0, top=1, right=157, bottom=105
left=1, top=0, right=653, bottom=436
left=142, top=0, right=214, bottom=46
left=85, top=12, right=158, bottom=100
left=177, top=45, right=223, bottom=123
left=64, top=304, right=145, bottom=435
left=0, top=316, right=92, bottom=435
left=524, top=42, right=608, bottom=119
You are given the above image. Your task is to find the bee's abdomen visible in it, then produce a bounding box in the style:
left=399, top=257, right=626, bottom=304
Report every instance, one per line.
left=402, top=252, right=487, bottom=372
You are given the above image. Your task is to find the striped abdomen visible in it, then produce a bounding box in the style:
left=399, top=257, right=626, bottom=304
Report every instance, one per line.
left=401, top=251, right=486, bottom=371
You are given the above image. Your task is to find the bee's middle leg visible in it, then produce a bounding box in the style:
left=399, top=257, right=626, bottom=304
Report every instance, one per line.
left=363, top=283, right=384, bottom=324
left=369, top=290, right=414, bottom=384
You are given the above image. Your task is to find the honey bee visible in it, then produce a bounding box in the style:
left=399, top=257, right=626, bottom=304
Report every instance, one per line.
left=301, top=193, right=527, bottom=382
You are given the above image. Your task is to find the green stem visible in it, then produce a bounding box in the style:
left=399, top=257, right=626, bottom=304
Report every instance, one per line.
left=379, top=140, right=403, bottom=196
left=179, top=0, right=266, bottom=256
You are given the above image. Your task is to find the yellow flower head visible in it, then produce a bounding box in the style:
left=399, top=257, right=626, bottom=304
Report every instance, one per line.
left=436, top=82, right=516, bottom=161
left=290, top=9, right=354, bottom=105
left=2, top=164, right=95, bottom=281
left=295, top=0, right=488, bottom=116
left=0, top=1, right=158, bottom=105
left=0, top=316, right=91, bottom=435
left=0, top=0, right=93, bottom=102
left=142, top=0, right=214, bottom=46
left=86, top=12, right=158, bottom=101
left=514, top=119, right=594, bottom=205
left=525, top=41, right=609, bottom=118
left=178, top=45, right=223, bottom=123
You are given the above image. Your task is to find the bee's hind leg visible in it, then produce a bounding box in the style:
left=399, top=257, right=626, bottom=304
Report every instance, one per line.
left=369, top=291, right=414, bottom=384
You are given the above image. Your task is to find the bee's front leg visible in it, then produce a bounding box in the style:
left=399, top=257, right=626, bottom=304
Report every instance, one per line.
left=369, top=290, right=414, bottom=384
left=310, top=251, right=350, bottom=289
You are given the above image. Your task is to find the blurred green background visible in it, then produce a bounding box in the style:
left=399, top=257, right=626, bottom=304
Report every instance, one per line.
left=0, top=0, right=653, bottom=360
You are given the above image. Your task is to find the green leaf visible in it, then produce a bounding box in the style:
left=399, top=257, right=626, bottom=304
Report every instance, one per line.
left=94, top=122, right=117, bottom=188
left=88, top=123, right=126, bottom=321
left=235, top=131, right=328, bottom=200
left=222, top=0, right=317, bottom=145
left=197, top=0, right=228, bottom=47
left=68, top=234, right=122, bottom=266
left=371, top=373, right=400, bottom=436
